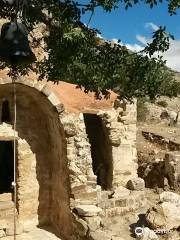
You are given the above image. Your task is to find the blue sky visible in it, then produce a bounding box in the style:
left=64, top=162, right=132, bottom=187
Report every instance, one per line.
left=82, top=3, right=180, bottom=42
left=81, top=3, right=180, bottom=71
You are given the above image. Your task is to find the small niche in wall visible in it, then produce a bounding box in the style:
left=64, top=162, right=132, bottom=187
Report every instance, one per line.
left=1, top=99, right=11, bottom=123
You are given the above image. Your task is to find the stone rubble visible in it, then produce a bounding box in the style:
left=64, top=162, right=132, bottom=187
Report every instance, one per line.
left=146, top=191, right=180, bottom=231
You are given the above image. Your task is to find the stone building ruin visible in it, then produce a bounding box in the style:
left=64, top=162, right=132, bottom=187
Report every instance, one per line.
left=0, top=69, right=141, bottom=239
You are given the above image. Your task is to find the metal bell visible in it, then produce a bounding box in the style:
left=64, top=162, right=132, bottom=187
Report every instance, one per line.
left=0, top=22, right=36, bottom=63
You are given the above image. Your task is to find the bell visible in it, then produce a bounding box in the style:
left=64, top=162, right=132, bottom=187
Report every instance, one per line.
left=0, top=22, right=36, bottom=63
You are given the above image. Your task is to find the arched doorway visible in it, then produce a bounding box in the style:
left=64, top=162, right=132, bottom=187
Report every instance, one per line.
left=0, top=83, right=74, bottom=238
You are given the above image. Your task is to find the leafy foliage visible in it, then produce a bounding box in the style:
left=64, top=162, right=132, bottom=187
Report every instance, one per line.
left=0, top=0, right=180, bottom=100
left=137, top=97, right=149, bottom=122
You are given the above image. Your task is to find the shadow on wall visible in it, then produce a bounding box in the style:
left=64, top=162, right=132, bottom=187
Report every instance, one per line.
left=0, top=84, right=74, bottom=239
left=84, top=113, right=113, bottom=190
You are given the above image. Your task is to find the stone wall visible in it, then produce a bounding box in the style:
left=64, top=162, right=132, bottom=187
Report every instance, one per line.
left=98, top=99, right=138, bottom=187
left=61, top=99, right=137, bottom=194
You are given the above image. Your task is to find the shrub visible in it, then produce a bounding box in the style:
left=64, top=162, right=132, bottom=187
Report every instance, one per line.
left=156, top=100, right=168, bottom=108
left=137, top=97, right=149, bottom=122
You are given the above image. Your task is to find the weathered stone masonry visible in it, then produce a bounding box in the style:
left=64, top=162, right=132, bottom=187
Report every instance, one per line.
left=0, top=75, right=140, bottom=239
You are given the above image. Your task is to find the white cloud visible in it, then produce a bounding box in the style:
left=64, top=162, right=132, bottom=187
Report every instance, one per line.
left=125, top=43, right=143, bottom=52
left=121, top=35, right=148, bottom=52
left=145, top=22, right=159, bottom=31
left=123, top=22, right=180, bottom=72
left=160, top=39, right=180, bottom=71
left=111, top=38, right=119, bottom=44
left=125, top=39, right=180, bottom=71
left=97, top=33, right=103, bottom=39
left=136, top=34, right=149, bottom=45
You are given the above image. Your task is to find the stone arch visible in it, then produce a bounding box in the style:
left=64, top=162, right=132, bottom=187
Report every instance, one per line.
left=0, top=76, right=65, bottom=115
left=0, top=80, right=75, bottom=239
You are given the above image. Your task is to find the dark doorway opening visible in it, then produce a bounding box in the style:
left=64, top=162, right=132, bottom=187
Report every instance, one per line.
left=84, top=113, right=113, bottom=190
left=0, top=141, right=14, bottom=194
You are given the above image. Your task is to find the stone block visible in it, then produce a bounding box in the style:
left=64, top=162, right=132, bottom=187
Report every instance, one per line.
left=98, top=199, right=115, bottom=209
left=5, top=222, right=23, bottom=236
left=48, top=93, right=60, bottom=106
left=0, top=201, right=14, bottom=211
left=115, top=198, right=128, bottom=207
left=87, top=181, right=97, bottom=189
left=113, top=186, right=130, bottom=199
left=73, top=190, right=97, bottom=201
left=74, top=205, right=102, bottom=217
left=56, top=103, right=65, bottom=113
left=74, top=199, right=97, bottom=206
left=64, top=123, right=77, bottom=137
left=126, top=177, right=145, bottom=191
left=0, top=193, right=12, bottom=202
left=41, top=85, right=51, bottom=96
left=71, top=184, right=87, bottom=194
left=104, top=207, right=132, bottom=217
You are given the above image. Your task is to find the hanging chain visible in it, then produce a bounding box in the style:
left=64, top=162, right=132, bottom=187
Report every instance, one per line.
left=12, top=76, right=17, bottom=240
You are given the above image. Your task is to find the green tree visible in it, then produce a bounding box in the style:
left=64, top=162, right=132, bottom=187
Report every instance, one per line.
left=0, top=0, right=180, bottom=100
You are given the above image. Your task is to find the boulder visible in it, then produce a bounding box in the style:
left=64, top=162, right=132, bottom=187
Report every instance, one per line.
left=160, top=191, right=180, bottom=205
left=160, top=110, right=178, bottom=126
left=164, top=152, right=180, bottom=188
left=138, top=161, right=165, bottom=188
left=126, top=177, right=145, bottom=191
left=147, top=201, right=180, bottom=231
